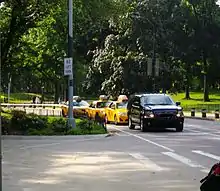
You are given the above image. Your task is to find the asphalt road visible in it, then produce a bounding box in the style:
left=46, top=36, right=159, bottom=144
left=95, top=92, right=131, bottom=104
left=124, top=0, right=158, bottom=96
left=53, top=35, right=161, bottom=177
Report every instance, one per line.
left=2, top=118, right=220, bottom=191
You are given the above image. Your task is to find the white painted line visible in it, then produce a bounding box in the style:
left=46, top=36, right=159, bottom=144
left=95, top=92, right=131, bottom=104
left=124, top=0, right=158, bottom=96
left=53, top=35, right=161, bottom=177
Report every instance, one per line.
left=187, top=124, right=220, bottom=133
left=187, top=129, right=220, bottom=138
left=129, top=153, right=164, bottom=171
left=192, top=150, right=220, bottom=161
left=187, top=129, right=210, bottom=134
left=162, top=152, right=203, bottom=168
left=3, top=137, right=106, bottom=152
left=19, top=143, right=61, bottom=149
left=110, top=127, right=174, bottom=152
left=201, top=169, right=210, bottom=174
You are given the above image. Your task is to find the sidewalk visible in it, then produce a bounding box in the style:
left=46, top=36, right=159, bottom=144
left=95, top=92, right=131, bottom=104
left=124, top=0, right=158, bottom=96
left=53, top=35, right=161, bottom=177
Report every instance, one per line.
left=183, top=111, right=219, bottom=121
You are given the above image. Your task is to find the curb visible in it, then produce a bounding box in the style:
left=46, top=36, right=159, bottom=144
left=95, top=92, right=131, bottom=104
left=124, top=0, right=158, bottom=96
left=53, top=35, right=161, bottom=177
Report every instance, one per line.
left=2, top=134, right=110, bottom=140
left=185, top=116, right=218, bottom=121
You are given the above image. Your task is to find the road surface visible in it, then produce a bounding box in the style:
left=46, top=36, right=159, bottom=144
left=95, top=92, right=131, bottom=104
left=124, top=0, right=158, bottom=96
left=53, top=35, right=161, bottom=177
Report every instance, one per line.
left=3, top=118, right=220, bottom=191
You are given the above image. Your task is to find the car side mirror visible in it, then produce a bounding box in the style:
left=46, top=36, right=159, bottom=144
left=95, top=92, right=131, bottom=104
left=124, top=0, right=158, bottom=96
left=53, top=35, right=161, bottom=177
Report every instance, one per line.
left=176, top=101, right=181, bottom=106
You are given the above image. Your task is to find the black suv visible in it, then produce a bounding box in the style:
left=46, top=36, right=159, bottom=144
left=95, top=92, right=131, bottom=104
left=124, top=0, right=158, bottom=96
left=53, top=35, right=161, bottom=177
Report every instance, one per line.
left=127, top=93, right=184, bottom=132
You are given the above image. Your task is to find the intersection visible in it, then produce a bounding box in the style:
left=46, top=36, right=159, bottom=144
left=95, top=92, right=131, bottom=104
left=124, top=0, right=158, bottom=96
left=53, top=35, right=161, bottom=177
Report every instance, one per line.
left=3, top=118, right=220, bottom=191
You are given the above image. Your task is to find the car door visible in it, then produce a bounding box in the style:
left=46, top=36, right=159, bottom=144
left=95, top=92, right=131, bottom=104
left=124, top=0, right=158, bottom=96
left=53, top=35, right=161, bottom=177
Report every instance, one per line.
left=132, top=97, right=141, bottom=123
left=89, top=102, right=96, bottom=118
left=105, top=102, right=113, bottom=121
left=109, top=103, right=116, bottom=121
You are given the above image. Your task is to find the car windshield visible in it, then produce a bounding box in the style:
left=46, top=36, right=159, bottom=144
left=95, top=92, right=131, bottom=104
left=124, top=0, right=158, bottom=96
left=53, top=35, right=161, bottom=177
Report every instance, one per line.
left=96, top=101, right=111, bottom=108
left=66, top=100, right=89, bottom=107
left=116, top=101, right=128, bottom=109
left=142, top=95, right=175, bottom=105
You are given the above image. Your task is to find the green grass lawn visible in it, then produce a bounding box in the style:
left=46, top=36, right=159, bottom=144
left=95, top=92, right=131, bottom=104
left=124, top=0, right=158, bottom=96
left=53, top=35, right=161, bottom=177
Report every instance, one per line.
left=170, top=91, right=220, bottom=111
left=0, top=92, right=54, bottom=103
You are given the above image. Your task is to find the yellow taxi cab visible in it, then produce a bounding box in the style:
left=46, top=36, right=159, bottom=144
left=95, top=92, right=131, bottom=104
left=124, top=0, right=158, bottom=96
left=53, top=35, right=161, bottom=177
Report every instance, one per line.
left=61, top=96, right=90, bottom=118
left=86, top=95, right=111, bottom=120
left=104, top=95, right=128, bottom=124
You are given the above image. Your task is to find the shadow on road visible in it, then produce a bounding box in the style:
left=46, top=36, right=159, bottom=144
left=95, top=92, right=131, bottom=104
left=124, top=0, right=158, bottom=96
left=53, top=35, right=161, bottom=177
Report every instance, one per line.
left=3, top=148, right=199, bottom=191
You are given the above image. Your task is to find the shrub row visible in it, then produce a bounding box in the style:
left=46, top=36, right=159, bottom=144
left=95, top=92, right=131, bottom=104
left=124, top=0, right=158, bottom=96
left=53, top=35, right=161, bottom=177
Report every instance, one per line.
left=1, top=110, right=107, bottom=135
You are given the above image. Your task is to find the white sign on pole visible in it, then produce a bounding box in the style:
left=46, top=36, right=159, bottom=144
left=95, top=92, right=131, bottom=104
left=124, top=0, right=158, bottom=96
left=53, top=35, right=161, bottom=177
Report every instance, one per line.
left=64, top=58, right=73, bottom=76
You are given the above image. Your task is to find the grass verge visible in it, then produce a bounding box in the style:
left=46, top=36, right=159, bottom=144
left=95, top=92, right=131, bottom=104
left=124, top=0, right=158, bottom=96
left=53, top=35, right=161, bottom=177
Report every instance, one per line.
left=170, top=91, right=220, bottom=111
left=0, top=92, right=54, bottom=103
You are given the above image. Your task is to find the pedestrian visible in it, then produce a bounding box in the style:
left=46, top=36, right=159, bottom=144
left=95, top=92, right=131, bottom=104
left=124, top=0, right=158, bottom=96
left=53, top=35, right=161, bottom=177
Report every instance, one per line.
left=32, top=96, right=36, bottom=104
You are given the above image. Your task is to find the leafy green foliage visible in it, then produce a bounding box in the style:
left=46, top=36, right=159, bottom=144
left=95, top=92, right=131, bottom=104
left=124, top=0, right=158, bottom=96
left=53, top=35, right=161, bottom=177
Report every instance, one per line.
left=1, top=0, right=220, bottom=101
left=1, top=110, right=106, bottom=135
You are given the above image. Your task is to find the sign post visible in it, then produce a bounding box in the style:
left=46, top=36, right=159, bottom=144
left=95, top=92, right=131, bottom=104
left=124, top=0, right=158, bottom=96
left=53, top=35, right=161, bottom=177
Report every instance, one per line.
left=64, top=0, right=75, bottom=128
left=64, top=57, right=75, bottom=128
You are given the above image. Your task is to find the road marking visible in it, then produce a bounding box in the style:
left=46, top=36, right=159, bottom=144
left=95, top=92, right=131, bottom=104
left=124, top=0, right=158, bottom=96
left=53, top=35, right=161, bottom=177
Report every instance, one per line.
left=187, top=124, right=220, bottom=133
left=187, top=129, right=220, bottom=138
left=110, top=127, right=174, bottom=152
left=187, top=129, right=210, bottom=134
left=162, top=152, right=203, bottom=168
left=201, top=169, right=210, bottom=173
left=192, top=150, right=220, bottom=161
left=129, top=153, right=164, bottom=171
left=3, top=137, right=107, bottom=152
left=115, top=133, right=130, bottom=136
left=19, top=143, right=61, bottom=149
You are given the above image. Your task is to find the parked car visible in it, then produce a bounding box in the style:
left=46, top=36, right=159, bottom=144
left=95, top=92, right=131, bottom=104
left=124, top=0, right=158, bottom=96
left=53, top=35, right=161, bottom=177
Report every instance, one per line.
left=127, top=93, right=184, bottom=132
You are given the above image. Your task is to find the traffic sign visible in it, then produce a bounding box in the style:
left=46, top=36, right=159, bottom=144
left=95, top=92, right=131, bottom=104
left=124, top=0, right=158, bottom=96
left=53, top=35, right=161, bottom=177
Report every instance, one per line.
left=64, top=58, right=72, bottom=76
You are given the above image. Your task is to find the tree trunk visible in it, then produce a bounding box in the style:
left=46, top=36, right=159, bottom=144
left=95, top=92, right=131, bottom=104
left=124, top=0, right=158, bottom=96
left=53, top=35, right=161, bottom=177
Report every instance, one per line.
left=162, top=72, right=166, bottom=93
left=54, top=81, right=60, bottom=104
left=185, top=84, right=190, bottom=99
left=184, top=63, right=191, bottom=99
left=203, top=51, right=210, bottom=102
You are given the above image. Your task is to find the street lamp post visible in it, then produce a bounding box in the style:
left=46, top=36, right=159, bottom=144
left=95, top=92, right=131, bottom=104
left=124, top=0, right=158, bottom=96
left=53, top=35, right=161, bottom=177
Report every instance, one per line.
left=67, top=0, right=75, bottom=128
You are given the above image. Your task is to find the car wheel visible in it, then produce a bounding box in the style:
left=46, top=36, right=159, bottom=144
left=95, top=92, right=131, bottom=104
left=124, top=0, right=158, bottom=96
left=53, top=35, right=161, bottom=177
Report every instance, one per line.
left=86, top=112, right=90, bottom=119
left=128, top=116, right=135, bottom=129
left=95, top=113, right=99, bottom=122
left=114, top=115, right=118, bottom=125
left=62, top=110, right=66, bottom=117
left=140, top=117, right=146, bottom=132
left=176, top=124, right=183, bottom=132
left=105, top=115, right=109, bottom=124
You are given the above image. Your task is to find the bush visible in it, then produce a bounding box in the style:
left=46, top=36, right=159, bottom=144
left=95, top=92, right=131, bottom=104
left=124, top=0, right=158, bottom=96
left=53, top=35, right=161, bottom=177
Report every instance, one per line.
left=2, top=110, right=106, bottom=135
left=68, top=119, right=107, bottom=135
left=10, top=111, right=48, bottom=134
left=48, top=117, right=67, bottom=135
left=1, top=116, right=11, bottom=135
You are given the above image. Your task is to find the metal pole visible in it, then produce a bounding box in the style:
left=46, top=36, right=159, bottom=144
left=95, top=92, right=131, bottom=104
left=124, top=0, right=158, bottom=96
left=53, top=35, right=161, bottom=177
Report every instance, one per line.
left=7, top=75, right=11, bottom=103
left=67, top=0, right=75, bottom=128
left=0, top=16, right=2, bottom=191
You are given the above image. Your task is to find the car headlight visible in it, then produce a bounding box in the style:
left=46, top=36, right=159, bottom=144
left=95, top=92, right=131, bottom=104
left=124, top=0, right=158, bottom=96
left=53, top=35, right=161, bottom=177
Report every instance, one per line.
left=177, top=110, right=184, bottom=117
left=144, top=110, right=154, bottom=118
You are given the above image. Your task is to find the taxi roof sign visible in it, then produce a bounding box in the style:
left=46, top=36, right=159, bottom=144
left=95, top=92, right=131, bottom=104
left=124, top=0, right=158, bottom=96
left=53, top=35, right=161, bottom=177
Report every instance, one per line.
left=99, top=95, right=108, bottom=101
left=118, top=95, right=128, bottom=102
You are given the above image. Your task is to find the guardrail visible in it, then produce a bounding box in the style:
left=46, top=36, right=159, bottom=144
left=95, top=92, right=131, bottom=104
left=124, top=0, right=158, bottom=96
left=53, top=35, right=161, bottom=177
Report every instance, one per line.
left=1, top=103, right=220, bottom=120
